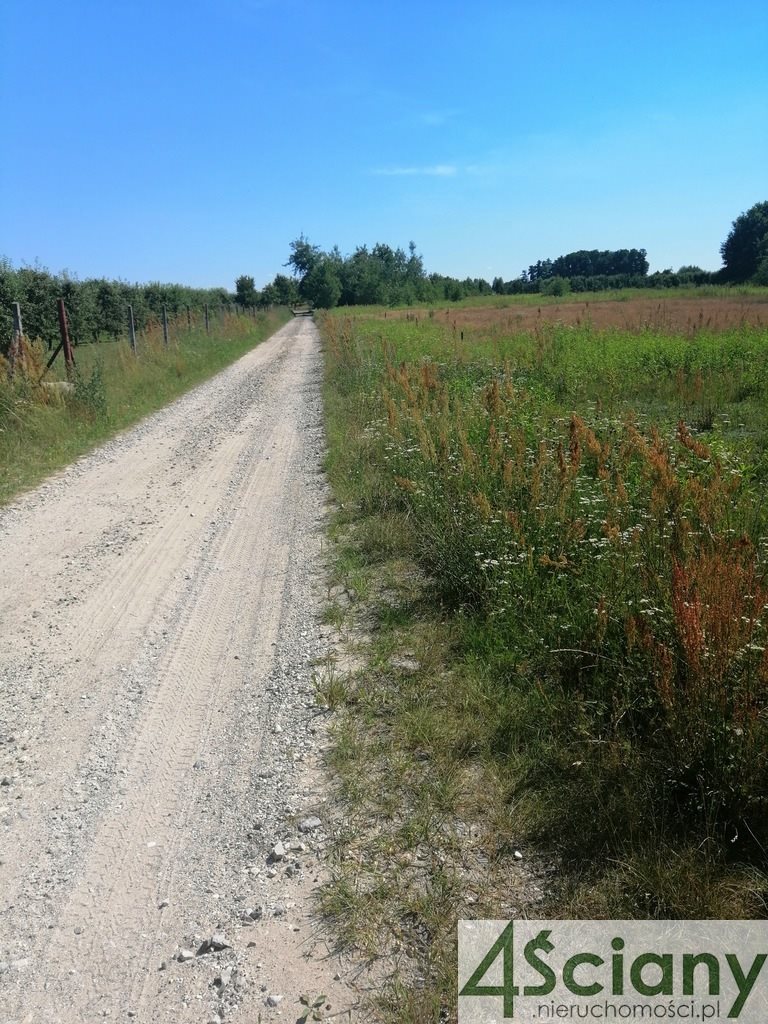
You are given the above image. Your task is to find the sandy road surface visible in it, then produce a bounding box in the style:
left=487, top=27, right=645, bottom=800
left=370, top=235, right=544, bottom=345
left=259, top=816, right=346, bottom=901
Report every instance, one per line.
left=0, top=319, right=358, bottom=1023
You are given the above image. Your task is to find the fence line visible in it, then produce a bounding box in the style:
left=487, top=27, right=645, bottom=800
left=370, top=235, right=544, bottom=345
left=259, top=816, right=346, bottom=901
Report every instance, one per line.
left=3, top=299, right=265, bottom=350
left=2, top=297, right=270, bottom=376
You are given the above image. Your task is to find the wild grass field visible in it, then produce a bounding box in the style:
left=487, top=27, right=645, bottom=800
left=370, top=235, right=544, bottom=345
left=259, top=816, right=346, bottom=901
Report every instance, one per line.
left=0, top=308, right=289, bottom=504
left=319, top=295, right=768, bottom=1022
left=361, top=286, right=768, bottom=332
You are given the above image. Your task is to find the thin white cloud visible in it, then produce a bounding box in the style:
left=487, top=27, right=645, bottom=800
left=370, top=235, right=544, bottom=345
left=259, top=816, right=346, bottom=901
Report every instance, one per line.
left=417, top=109, right=460, bottom=127
left=373, top=164, right=458, bottom=177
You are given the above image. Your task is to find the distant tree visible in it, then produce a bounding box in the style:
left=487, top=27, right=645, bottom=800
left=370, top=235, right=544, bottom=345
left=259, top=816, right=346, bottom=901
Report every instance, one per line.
left=263, top=274, right=299, bottom=306
left=15, top=265, right=59, bottom=347
left=235, top=275, right=258, bottom=306
left=60, top=275, right=97, bottom=345
left=406, top=241, right=424, bottom=282
left=754, top=238, right=768, bottom=285
left=540, top=276, right=571, bottom=297
left=720, top=202, right=768, bottom=282
left=549, top=248, right=649, bottom=279
left=302, top=259, right=342, bottom=308
left=0, top=258, right=18, bottom=355
left=286, top=235, right=321, bottom=280
left=492, top=276, right=505, bottom=294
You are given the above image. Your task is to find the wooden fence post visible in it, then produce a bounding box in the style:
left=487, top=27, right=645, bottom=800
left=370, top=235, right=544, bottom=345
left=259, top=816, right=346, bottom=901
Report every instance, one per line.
left=204, top=304, right=210, bottom=334
left=162, top=305, right=169, bottom=347
left=8, top=302, right=24, bottom=375
left=186, top=305, right=191, bottom=330
left=56, top=298, right=75, bottom=377
left=12, top=302, right=22, bottom=340
left=128, top=305, right=137, bottom=353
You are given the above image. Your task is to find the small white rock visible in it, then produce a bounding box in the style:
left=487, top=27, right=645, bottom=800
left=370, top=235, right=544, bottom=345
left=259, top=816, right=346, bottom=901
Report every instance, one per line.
left=298, top=816, right=322, bottom=833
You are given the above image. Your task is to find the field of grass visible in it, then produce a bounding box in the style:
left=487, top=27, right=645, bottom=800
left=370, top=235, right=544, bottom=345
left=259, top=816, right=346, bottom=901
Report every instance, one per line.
left=318, top=300, right=768, bottom=1022
left=346, top=283, right=768, bottom=315
left=0, top=308, right=289, bottom=505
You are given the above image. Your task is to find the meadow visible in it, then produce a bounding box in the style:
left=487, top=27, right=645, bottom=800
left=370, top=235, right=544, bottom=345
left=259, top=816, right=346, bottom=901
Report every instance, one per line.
left=319, top=295, right=768, bottom=1022
left=0, top=308, right=289, bottom=504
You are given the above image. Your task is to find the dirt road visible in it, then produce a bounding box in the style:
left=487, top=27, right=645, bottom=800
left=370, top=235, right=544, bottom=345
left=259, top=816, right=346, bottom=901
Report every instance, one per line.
left=0, top=318, right=355, bottom=1023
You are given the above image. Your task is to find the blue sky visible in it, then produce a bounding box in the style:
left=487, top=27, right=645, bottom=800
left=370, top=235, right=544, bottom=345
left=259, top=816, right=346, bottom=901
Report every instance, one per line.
left=2, top=0, right=766, bottom=289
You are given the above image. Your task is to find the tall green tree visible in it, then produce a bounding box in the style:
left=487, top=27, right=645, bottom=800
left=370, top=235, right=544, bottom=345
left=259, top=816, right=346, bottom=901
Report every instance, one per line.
left=235, top=275, right=258, bottom=306
left=301, top=259, right=342, bottom=308
left=286, top=235, right=321, bottom=280
left=720, top=201, right=768, bottom=282
left=261, top=274, right=299, bottom=307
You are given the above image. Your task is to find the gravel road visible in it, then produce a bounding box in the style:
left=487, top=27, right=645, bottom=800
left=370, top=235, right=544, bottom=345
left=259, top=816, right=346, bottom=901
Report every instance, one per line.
left=0, top=318, right=357, bottom=1023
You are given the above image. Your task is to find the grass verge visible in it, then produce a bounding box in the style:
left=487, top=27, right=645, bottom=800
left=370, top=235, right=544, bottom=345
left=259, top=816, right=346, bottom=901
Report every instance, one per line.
left=0, top=308, right=290, bottom=505
left=316, top=306, right=768, bottom=1023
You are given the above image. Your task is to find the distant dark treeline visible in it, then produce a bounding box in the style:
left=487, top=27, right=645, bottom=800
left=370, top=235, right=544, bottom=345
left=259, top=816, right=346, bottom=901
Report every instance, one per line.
left=496, top=266, right=718, bottom=297
left=526, top=248, right=650, bottom=281
left=0, top=260, right=235, bottom=351
left=499, top=247, right=719, bottom=296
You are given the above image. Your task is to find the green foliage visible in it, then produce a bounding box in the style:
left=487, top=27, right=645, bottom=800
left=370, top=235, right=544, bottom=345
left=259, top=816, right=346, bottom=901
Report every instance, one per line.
left=539, top=275, right=571, bottom=296
left=720, top=201, right=768, bottom=282
left=273, top=236, right=748, bottom=308
left=286, top=233, right=322, bottom=278
left=753, top=252, right=768, bottom=286
left=235, top=274, right=258, bottom=307
left=528, top=248, right=649, bottom=283
left=260, top=273, right=299, bottom=307
left=301, top=258, right=342, bottom=309
left=0, top=258, right=236, bottom=352
left=321, top=307, right=768, bottom=918
left=274, top=237, right=497, bottom=309
left=71, top=362, right=107, bottom=420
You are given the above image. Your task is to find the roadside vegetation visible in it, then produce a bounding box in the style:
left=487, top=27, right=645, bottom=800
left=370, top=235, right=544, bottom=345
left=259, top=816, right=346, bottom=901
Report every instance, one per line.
left=0, top=308, right=289, bottom=504
left=318, top=295, right=768, bottom=1022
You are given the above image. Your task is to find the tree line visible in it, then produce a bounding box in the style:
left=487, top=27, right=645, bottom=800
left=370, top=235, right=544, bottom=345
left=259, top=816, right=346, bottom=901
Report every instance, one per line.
left=236, top=238, right=501, bottom=309
left=0, top=259, right=234, bottom=352
left=252, top=202, right=767, bottom=308
left=257, top=238, right=712, bottom=308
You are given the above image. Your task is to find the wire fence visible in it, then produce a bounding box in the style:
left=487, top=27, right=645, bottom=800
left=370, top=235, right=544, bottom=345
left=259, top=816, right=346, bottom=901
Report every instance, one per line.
left=4, top=297, right=265, bottom=378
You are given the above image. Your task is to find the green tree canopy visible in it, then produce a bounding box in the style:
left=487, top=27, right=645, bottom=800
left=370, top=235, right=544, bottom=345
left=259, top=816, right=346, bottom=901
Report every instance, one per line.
left=260, top=273, right=298, bottom=307
left=301, top=259, right=342, bottom=309
left=286, top=235, right=322, bottom=279
left=720, top=201, right=768, bottom=282
left=235, top=274, right=258, bottom=306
